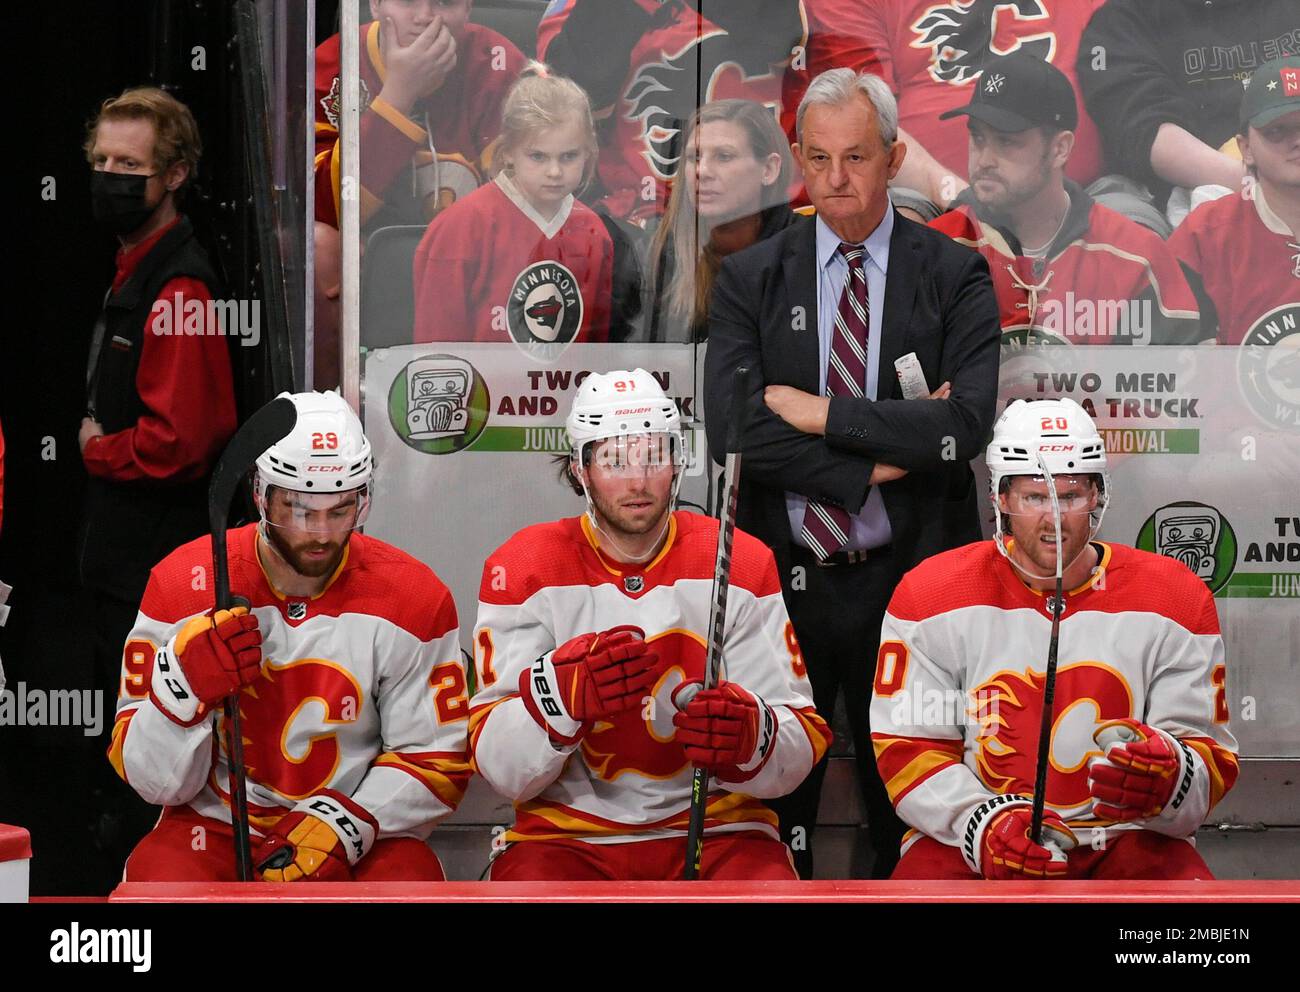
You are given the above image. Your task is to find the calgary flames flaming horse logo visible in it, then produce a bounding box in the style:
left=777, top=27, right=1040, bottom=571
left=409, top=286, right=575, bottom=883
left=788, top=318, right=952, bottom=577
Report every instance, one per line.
left=911, top=0, right=1055, bottom=85
left=973, top=661, right=1133, bottom=809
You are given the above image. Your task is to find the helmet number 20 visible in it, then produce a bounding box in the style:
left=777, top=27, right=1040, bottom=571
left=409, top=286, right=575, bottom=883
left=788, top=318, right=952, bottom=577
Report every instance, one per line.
left=311, top=432, right=339, bottom=450
left=1040, top=417, right=1069, bottom=430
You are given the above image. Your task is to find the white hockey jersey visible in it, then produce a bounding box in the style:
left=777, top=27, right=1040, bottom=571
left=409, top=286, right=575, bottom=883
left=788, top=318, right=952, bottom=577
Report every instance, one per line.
left=109, top=523, right=471, bottom=841
left=469, top=511, right=831, bottom=844
left=870, top=540, right=1239, bottom=864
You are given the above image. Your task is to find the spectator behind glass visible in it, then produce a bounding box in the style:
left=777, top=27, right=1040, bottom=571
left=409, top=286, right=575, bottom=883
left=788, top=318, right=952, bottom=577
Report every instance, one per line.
left=312, top=0, right=526, bottom=386
left=930, top=53, right=1203, bottom=345
left=646, top=100, right=794, bottom=343
left=810, top=0, right=1107, bottom=219
left=1078, top=0, right=1298, bottom=224
left=538, top=0, right=807, bottom=226
left=80, top=86, right=237, bottom=891
left=1170, top=56, right=1300, bottom=345
left=412, top=63, right=632, bottom=351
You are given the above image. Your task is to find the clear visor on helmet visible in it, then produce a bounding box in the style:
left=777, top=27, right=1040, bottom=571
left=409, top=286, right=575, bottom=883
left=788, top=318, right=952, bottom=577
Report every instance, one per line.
left=578, top=433, right=685, bottom=478
left=999, top=474, right=1101, bottom=517
left=258, top=485, right=372, bottom=534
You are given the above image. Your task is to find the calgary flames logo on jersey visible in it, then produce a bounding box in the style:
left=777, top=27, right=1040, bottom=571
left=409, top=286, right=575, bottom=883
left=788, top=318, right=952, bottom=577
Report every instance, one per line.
left=911, top=0, right=1055, bottom=85
left=973, top=661, right=1133, bottom=809
left=320, top=74, right=371, bottom=129
left=622, top=19, right=795, bottom=181
left=581, top=629, right=705, bottom=781
left=234, top=658, right=363, bottom=801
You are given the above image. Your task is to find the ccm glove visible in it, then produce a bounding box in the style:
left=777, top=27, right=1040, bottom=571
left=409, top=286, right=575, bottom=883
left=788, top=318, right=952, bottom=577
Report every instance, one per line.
left=520, top=625, right=661, bottom=744
left=671, top=680, right=777, bottom=781
left=255, top=791, right=378, bottom=882
left=964, top=795, right=1077, bottom=880
left=1088, top=719, right=1182, bottom=821
left=151, top=606, right=261, bottom=725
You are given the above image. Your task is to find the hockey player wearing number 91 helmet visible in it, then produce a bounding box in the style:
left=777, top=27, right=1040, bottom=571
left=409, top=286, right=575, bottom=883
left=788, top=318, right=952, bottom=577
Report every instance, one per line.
left=108, top=390, right=472, bottom=883
left=868, top=398, right=1238, bottom=880
left=467, top=370, right=832, bottom=880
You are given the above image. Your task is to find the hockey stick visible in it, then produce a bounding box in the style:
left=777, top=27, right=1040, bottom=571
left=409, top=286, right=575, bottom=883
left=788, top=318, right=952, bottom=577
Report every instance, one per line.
left=684, top=365, right=756, bottom=880
left=208, top=395, right=298, bottom=881
left=1028, top=451, right=1065, bottom=852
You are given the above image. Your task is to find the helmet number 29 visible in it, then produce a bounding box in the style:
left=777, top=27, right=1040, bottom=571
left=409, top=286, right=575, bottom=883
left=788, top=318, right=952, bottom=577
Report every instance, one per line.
left=311, top=432, right=339, bottom=450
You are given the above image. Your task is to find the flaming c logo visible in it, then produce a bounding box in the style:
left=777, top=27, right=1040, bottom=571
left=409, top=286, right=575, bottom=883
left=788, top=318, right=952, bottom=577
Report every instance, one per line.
left=973, top=661, right=1133, bottom=809
left=581, top=629, right=705, bottom=782
left=235, top=658, right=363, bottom=800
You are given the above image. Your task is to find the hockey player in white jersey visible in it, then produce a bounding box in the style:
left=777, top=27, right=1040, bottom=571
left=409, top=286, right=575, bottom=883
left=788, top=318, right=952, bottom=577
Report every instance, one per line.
left=109, top=391, right=471, bottom=881
left=870, top=398, right=1238, bottom=880
left=469, top=370, right=831, bottom=880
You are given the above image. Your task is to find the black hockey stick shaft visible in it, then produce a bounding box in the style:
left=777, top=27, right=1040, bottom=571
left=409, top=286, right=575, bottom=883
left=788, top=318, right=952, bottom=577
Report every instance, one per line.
left=685, top=366, right=755, bottom=880
left=1029, top=577, right=1063, bottom=844
left=209, top=396, right=298, bottom=880
left=1029, top=456, right=1065, bottom=846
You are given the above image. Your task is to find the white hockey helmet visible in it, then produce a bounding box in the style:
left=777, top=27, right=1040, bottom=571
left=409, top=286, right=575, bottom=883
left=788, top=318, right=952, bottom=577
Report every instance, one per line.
left=987, top=398, right=1109, bottom=555
left=254, top=391, right=375, bottom=530
left=565, top=368, right=685, bottom=454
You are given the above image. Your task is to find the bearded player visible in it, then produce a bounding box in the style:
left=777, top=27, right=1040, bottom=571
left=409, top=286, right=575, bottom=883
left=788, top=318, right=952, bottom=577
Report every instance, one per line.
left=109, top=391, right=471, bottom=882
left=870, top=398, right=1238, bottom=880
left=468, top=370, right=831, bottom=880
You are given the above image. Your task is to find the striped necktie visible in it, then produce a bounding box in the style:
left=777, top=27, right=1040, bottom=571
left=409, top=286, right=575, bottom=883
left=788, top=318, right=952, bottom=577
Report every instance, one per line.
left=800, top=242, right=869, bottom=560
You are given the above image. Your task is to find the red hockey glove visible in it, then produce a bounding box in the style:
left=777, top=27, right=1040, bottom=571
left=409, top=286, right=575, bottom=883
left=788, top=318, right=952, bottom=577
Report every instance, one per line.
left=151, top=606, right=261, bottom=725
left=671, top=680, right=777, bottom=781
left=965, top=796, right=1076, bottom=879
left=255, top=791, right=378, bottom=882
left=519, top=625, right=662, bottom=743
left=1088, top=719, right=1182, bottom=821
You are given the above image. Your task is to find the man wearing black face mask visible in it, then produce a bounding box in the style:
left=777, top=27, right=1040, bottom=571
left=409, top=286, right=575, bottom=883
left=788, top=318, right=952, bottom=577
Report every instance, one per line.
left=78, top=87, right=237, bottom=891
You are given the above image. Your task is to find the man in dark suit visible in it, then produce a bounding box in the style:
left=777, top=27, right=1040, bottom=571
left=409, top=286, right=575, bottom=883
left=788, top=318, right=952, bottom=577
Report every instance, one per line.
left=704, top=67, right=1001, bottom=878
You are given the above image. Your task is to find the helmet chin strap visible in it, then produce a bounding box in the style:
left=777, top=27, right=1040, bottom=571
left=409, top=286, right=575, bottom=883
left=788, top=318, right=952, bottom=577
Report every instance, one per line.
left=256, top=518, right=293, bottom=570
left=576, top=460, right=682, bottom=566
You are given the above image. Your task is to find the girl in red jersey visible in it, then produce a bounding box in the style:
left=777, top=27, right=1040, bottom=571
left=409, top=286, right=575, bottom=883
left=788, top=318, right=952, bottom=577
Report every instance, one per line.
left=412, top=63, right=620, bottom=357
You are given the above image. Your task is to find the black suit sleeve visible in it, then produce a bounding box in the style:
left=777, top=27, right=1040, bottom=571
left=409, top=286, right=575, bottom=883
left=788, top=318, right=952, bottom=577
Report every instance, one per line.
left=822, top=246, right=1000, bottom=470
left=705, top=254, right=876, bottom=515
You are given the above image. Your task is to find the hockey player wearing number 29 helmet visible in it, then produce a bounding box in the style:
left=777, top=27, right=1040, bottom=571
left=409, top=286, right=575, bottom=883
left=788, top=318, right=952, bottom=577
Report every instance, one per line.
left=468, top=370, right=832, bottom=880
left=869, top=398, right=1238, bottom=880
left=109, top=391, right=472, bottom=883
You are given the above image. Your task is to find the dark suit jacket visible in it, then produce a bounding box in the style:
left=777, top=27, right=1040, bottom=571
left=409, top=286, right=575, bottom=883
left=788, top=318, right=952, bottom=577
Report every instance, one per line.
left=704, top=209, right=1001, bottom=576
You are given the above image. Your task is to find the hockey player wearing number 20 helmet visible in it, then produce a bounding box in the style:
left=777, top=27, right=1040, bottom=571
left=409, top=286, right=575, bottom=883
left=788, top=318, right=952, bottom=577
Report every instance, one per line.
left=986, top=397, right=1109, bottom=588
left=254, top=390, right=375, bottom=584
left=868, top=395, right=1238, bottom=882
left=563, top=368, right=687, bottom=565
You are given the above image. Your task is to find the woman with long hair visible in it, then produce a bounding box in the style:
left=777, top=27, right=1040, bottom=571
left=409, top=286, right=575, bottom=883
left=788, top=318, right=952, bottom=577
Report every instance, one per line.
left=646, top=100, right=795, bottom=342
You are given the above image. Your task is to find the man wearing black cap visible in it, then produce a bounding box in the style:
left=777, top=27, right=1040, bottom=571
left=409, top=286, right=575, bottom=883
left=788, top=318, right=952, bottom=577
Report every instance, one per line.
left=931, top=52, right=1203, bottom=346
left=1171, top=56, right=1300, bottom=346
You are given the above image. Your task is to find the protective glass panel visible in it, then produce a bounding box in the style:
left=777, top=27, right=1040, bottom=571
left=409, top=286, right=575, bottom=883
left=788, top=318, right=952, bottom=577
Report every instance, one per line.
left=318, top=2, right=1299, bottom=778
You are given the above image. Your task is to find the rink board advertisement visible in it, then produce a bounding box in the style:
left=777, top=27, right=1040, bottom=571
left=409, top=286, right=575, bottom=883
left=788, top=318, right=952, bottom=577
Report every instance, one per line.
left=365, top=343, right=1298, bottom=757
